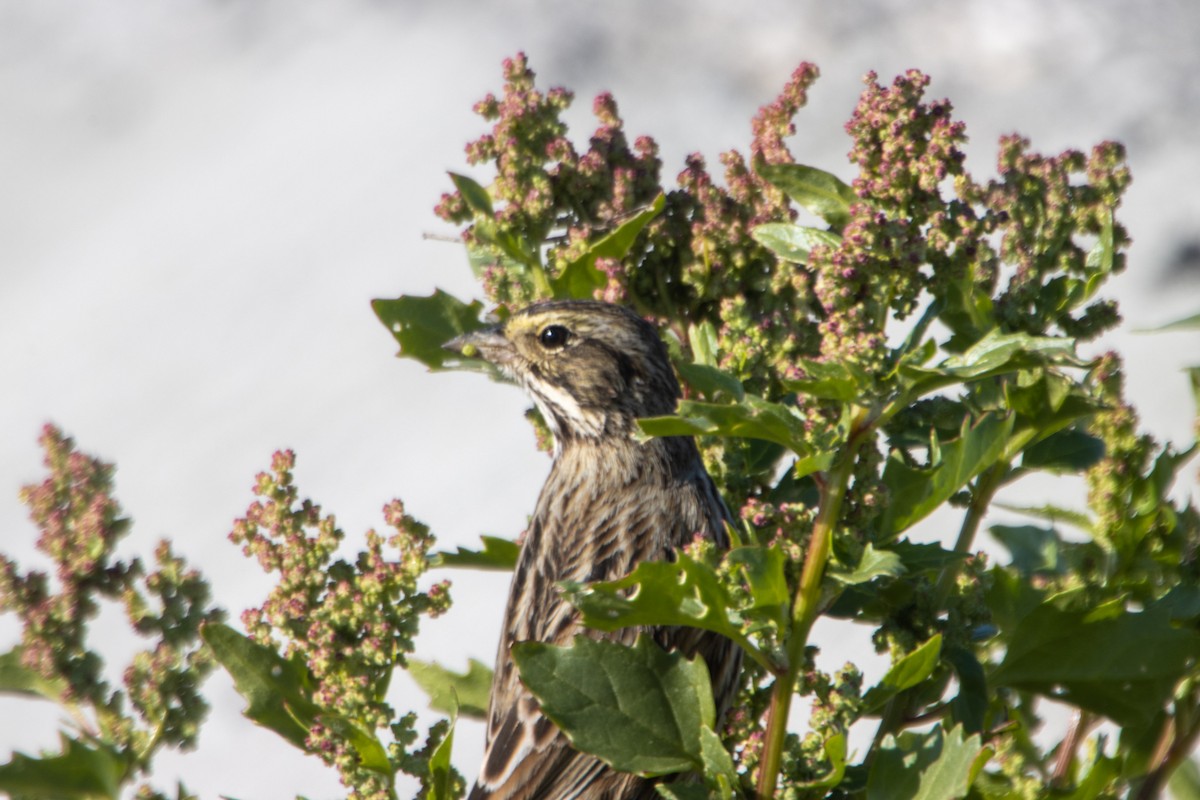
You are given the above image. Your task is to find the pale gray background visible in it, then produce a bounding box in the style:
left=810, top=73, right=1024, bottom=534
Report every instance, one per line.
left=3, top=1, right=1199, bottom=797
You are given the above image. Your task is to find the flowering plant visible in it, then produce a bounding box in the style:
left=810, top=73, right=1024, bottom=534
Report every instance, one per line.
left=3, top=53, right=1198, bottom=800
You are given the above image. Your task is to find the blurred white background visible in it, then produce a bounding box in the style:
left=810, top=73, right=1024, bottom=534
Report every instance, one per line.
left=3, top=1, right=1199, bottom=797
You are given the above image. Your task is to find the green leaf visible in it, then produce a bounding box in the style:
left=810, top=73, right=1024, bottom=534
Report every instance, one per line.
left=0, top=647, right=68, bottom=703
left=785, top=358, right=869, bottom=402
left=202, top=622, right=320, bottom=750
left=656, top=784, right=710, bottom=800
left=882, top=413, right=1015, bottom=536
left=512, top=636, right=715, bottom=777
left=432, top=535, right=519, bottom=571
left=990, top=603, right=1200, bottom=727
left=1168, top=757, right=1200, bottom=800
left=890, top=542, right=968, bottom=574
left=1134, top=310, right=1200, bottom=333
left=638, top=395, right=834, bottom=475
left=829, top=543, right=905, bottom=586
left=699, top=726, right=737, bottom=799
left=448, top=172, right=494, bottom=216
left=688, top=321, right=720, bottom=367
left=0, top=735, right=127, bottom=800
left=676, top=363, right=745, bottom=402
left=407, top=658, right=492, bottom=720
left=938, top=329, right=1080, bottom=379
left=754, top=161, right=858, bottom=229
left=371, top=290, right=489, bottom=371
left=944, top=645, right=988, bottom=734
left=727, top=545, right=789, bottom=613
left=1020, top=428, right=1105, bottom=473
left=992, top=501, right=1093, bottom=533
left=990, top=525, right=1060, bottom=576
left=552, top=194, right=665, bottom=299
left=867, top=724, right=985, bottom=800
left=751, top=222, right=841, bottom=263
left=564, top=553, right=773, bottom=671
left=426, top=713, right=457, bottom=800
left=863, top=634, right=943, bottom=713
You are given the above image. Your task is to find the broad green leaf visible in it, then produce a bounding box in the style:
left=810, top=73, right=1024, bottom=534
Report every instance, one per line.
left=656, top=784, right=710, bottom=800
left=432, top=535, right=519, bottom=571
left=882, top=413, right=1015, bottom=536
left=0, top=735, right=126, bottom=800
left=448, top=172, right=494, bottom=216
left=371, top=290, right=489, bottom=371
left=564, top=553, right=772, bottom=671
left=407, top=658, right=492, bottom=720
left=638, top=396, right=834, bottom=476
left=318, top=713, right=391, bottom=773
left=512, top=636, right=714, bottom=776
left=938, top=329, right=1080, bottom=378
left=867, top=724, right=985, bottom=800
left=754, top=161, right=858, bottom=229
left=863, top=635, right=943, bottom=712
left=890, top=541, right=967, bottom=574
left=989, top=525, right=1060, bottom=575
left=677, top=363, right=745, bottom=402
left=1020, top=428, right=1105, bottom=473
left=0, top=648, right=68, bottom=702
left=829, top=543, right=905, bottom=586
left=1153, top=586, right=1200, bottom=623
left=552, top=194, right=665, bottom=299
left=426, top=713, right=457, bottom=800
left=727, top=545, right=789, bottom=613
left=699, top=726, right=737, bottom=799
left=785, top=358, right=869, bottom=402
left=752, top=222, right=842, bottom=263
left=1062, top=753, right=1121, bottom=800
left=202, top=622, right=320, bottom=750
left=990, top=603, right=1200, bottom=727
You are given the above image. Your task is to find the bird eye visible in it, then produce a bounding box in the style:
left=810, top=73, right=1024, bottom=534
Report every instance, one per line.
left=537, top=324, right=570, bottom=349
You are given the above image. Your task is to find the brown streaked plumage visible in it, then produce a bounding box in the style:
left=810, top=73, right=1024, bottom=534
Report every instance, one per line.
left=446, top=300, right=740, bottom=800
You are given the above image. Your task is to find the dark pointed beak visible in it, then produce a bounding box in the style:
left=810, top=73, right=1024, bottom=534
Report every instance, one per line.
left=444, top=326, right=513, bottom=365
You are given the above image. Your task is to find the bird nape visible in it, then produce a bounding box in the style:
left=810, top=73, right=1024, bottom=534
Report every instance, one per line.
left=446, top=300, right=741, bottom=800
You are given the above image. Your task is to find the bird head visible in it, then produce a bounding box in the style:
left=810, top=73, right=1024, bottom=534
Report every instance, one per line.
left=445, top=300, right=680, bottom=443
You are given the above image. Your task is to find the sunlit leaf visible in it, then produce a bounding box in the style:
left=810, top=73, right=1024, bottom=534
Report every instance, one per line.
left=432, top=535, right=519, bottom=571
left=448, top=172, right=494, bottom=216
left=863, top=635, right=943, bottom=713
left=754, top=161, right=858, bottom=229
left=867, top=724, right=985, bottom=800
left=785, top=358, right=869, bottom=402
left=796, top=734, right=848, bottom=789
left=512, top=636, right=715, bottom=777
left=371, top=290, right=489, bottom=371
left=752, top=222, right=841, bottom=263
left=426, top=712, right=457, bottom=800
left=829, top=543, right=905, bottom=586
left=882, top=413, right=1015, bottom=537
left=0, top=648, right=68, bottom=703
left=552, top=194, right=665, bottom=299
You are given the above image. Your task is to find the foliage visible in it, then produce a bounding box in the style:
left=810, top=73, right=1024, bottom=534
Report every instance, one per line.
left=3, top=52, right=1199, bottom=800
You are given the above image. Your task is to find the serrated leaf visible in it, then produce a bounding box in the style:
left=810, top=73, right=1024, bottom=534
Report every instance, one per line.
left=754, top=161, right=857, bottom=229
left=371, top=290, right=489, bottom=371
left=882, top=414, right=1015, bottom=537
left=863, top=635, right=943, bottom=712
left=1020, top=428, right=1105, bottom=473
left=727, top=545, right=789, bottom=612
left=991, top=604, right=1200, bottom=727
left=752, top=222, right=842, bottom=263
left=0, top=735, right=126, bottom=799
left=552, top=194, right=665, bottom=299
left=829, top=543, right=905, bottom=586
left=407, top=658, right=492, bottom=720
left=867, top=724, right=984, bottom=800
left=564, top=553, right=772, bottom=671
left=512, top=636, right=714, bottom=777
left=432, top=535, right=519, bottom=571
left=0, top=648, right=68, bottom=702
left=448, top=172, right=494, bottom=216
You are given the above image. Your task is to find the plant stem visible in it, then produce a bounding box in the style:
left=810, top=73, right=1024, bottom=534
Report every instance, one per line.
left=934, top=461, right=1008, bottom=605
left=755, top=410, right=868, bottom=800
